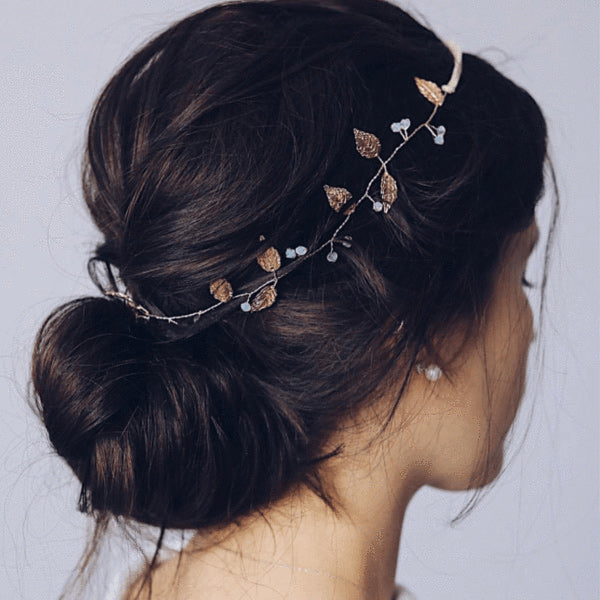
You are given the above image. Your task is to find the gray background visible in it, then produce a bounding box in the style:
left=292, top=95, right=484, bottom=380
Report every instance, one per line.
left=1, top=1, right=598, bottom=599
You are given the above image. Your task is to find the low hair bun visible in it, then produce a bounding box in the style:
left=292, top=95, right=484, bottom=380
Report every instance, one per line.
left=31, top=295, right=306, bottom=527
left=31, top=297, right=150, bottom=510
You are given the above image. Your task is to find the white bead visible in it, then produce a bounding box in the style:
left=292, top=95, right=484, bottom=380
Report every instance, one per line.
left=434, top=134, right=445, bottom=145
left=295, top=245, right=307, bottom=256
left=285, top=247, right=297, bottom=259
left=424, top=365, right=443, bottom=382
left=326, top=251, right=338, bottom=262
left=390, top=118, right=410, bottom=133
left=373, top=201, right=383, bottom=212
left=437, top=125, right=446, bottom=134
left=241, top=302, right=252, bottom=312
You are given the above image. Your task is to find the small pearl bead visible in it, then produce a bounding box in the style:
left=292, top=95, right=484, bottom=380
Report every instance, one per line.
left=326, top=251, right=338, bottom=262
left=285, top=247, right=297, bottom=259
left=373, top=201, right=383, bottom=212
left=434, top=134, right=445, bottom=145
left=240, top=302, right=252, bottom=312
left=425, top=365, right=442, bottom=382
left=295, top=245, right=307, bottom=256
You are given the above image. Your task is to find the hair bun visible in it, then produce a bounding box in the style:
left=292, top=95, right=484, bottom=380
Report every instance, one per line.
left=30, top=294, right=303, bottom=527
left=31, top=296, right=155, bottom=513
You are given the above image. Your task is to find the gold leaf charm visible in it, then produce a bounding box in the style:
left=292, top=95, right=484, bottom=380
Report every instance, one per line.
left=257, top=246, right=281, bottom=272
left=380, top=172, right=398, bottom=211
left=414, top=77, right=445, bottom=106
left=209, top=278, right=233, bottom=303
left=324, top=185, right=352, bottom=212
left=250, top=285, right=277, bottom=312
left=353, top=129, right=381, bottom=159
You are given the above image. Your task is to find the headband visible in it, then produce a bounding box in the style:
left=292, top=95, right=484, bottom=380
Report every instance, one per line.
left=103, top=39, right=463, bottom=325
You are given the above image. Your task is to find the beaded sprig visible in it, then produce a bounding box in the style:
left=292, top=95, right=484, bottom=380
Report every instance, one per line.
left=103, top=40, right=463, bottom=325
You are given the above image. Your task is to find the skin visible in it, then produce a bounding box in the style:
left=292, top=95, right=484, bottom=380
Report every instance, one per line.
left=125, top=220, right=540, bottom=600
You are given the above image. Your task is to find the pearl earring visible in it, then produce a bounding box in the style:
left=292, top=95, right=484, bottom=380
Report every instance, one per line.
left=416, top=362, right=443, bottom=382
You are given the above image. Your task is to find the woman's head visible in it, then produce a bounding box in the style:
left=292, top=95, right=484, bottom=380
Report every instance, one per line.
left=31, top=0, right=553, bottom=540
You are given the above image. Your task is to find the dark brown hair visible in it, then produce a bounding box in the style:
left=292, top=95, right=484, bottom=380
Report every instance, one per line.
left=30, top=0, right=557, bottom=597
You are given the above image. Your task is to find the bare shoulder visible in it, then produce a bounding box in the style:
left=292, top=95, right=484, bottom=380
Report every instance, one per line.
left=122, top=549, right=367, bottom=600
left=120, top=551, right=232, bottom=600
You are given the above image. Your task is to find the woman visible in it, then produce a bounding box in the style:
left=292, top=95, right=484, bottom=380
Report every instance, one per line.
left=30, top=0, right=557, bottom=598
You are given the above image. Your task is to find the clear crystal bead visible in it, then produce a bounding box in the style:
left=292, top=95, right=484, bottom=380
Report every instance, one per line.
left=326, top=251, right=338, bottom=262
left=373, top=201, right=383, bottom=212
left=295, top=245, right=307, bottom=256
left=241, top=302, right=252, bottom=312
left=285, top=247, right=297, bottom=259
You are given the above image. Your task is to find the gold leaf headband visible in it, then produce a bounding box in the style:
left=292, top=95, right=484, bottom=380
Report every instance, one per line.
left=103, top=39, right=463, bottom=325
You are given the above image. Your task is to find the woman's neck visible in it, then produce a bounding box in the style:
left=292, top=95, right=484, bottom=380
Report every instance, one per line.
left=185, top=422, right=427, bottom=599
